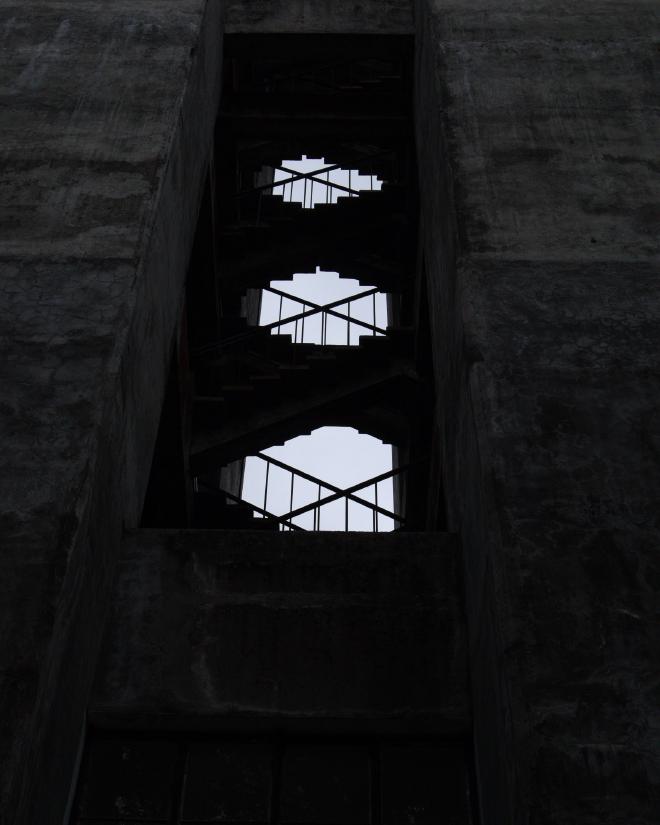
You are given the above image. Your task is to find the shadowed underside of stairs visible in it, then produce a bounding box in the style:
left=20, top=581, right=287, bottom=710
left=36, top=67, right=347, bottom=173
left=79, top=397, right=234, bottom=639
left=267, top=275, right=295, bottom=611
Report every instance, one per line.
left=154, top=34, right=427, bottom=533
left=221, top=186, right=415, bottom=295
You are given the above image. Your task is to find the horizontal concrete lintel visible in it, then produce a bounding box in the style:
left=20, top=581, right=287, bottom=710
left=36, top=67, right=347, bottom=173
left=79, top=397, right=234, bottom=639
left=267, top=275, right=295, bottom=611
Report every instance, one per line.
left=88, top=708, right=470, bottom=736
left=92, top=529, right=468, bottom=724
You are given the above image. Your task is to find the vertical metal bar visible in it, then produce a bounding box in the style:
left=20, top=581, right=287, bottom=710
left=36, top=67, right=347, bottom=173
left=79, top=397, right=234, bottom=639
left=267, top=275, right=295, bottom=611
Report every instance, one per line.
left=349, top=168, right=352, bottom=197
left=294, top=317, right=299, bottom=344
left=170, top=741, right=189, bottom=825
left=278, top=295, right=283, bottom=333
left=301, top=303, right=306, bottom=344
left=345, top=496, right=349, bottom=532
left=316, top=483, right=322, bottom=531
left=312, top=487, right=317, bottom=531
left=263, top=459, right=270, bottom=515
left=326, top=170, right=330, bottom=204
left=289, top=471, right=295, bottom=530
left=303, top=177, right=307, bottom=209
left=310, top=179, right=314, bottom=208
left=375, top=482, right=379, bottom=532
left=346, top=300, right=351, bottom=346
left=373, top=293, right=377, bottom=336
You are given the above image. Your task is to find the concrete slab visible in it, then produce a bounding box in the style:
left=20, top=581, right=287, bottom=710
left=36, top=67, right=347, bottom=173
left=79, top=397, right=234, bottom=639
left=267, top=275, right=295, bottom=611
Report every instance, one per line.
left=92, top=529, right=468, bottom=730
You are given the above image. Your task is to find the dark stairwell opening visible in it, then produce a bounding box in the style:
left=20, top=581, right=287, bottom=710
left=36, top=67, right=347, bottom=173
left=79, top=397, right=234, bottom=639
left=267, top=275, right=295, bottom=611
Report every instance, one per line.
left=78, top=28, right=475, bottom=825
left=140, top=33, right=441, bottom=533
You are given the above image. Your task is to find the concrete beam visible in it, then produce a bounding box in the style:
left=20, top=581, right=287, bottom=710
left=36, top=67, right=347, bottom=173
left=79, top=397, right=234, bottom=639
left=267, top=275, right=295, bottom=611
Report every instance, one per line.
left=92, top=529, right=469, bottom=731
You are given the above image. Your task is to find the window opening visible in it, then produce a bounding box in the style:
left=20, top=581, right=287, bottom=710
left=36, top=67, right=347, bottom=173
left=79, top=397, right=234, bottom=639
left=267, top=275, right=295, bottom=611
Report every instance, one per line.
left=258, top=269, right=388, bottom=346
left=268, top=155, right=382, bottom=209
left=162, top=34, right=426, bottom=533
left=240, top=427, right=399, bottom=532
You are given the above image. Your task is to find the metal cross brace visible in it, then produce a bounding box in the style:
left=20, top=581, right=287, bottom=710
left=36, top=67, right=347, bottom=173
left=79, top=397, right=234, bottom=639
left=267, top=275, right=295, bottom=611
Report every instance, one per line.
left=256, top=453, right=407, bottom=524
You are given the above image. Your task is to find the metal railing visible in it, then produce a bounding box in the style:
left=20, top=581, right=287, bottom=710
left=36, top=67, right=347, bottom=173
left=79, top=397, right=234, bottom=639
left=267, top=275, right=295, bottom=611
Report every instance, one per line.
left=235, top=149, right=392, bottom=214
left=263, top=285, right=385, bottom=346
left=194, top=285, right=387, bottom=357
left=213, top=453, right=406, bottom=532
left=271, top=162, right=377, bottom=209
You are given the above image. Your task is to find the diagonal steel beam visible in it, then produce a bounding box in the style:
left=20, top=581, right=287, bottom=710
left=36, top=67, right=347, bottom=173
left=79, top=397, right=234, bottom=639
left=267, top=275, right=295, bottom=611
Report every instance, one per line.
left=235, top=149, right=392, bottom=199
left=280, top=465, right=408, bottom=523
left=261, top=286, right=387, bottom=335
left=194, top=287, right=386, bottom=356
left=236, top=162, right=344, bottom=198
left=255, top=452, right=404, bottom=524
left=277, top=165, right=362, bottom=197
left=264, top=286, right=388, bottom=336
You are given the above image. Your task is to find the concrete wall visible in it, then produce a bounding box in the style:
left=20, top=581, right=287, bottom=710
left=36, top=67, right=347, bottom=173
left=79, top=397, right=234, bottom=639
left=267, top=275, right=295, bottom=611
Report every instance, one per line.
left=92, top=530, right=468, bottom=731
left=2, top=0, right=658, bottom=821
left=416, top=1, right=660, bottom=822
left=0, top=2, right=224, bottom=822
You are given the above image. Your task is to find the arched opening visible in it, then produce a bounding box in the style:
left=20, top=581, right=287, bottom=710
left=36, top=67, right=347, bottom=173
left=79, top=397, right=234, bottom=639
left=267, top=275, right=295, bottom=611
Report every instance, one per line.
left=241, top=426, right=399, bottom=532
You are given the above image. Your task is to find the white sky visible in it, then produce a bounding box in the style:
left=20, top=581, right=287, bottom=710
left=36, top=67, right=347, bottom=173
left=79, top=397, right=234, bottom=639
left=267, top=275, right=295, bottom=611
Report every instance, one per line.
left=240, top=159, right=394, bottom=532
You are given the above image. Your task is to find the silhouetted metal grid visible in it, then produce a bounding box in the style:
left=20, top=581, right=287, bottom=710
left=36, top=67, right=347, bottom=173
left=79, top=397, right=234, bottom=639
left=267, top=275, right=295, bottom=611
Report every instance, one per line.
left=200, top=457, right=407, bottom=532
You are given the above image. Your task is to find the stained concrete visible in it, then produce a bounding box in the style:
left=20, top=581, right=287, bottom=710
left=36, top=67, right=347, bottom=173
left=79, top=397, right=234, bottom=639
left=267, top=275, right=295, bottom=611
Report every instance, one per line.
left=416, top=1, right=660, bottom=822
left=1, top=0, right=659, bottom=822
left=92, top=530, right=468, bottom=729
left=0, top=2, right=223, bottom=822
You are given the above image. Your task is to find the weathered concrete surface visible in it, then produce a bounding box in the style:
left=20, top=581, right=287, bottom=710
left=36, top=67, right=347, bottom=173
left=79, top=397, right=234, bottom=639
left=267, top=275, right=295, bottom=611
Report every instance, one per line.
left=416, top=1, right=660, bottom=822
left=92, top=530, right=468, bottom=729
left=226, top=0, right=414, bottom=33
left=0, top=3, right=223, bottom=822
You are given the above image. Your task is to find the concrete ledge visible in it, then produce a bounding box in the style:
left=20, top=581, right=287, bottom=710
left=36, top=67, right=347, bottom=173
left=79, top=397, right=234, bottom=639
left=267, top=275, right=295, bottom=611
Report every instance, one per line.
left=92, top=530, right=468, bottom=731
